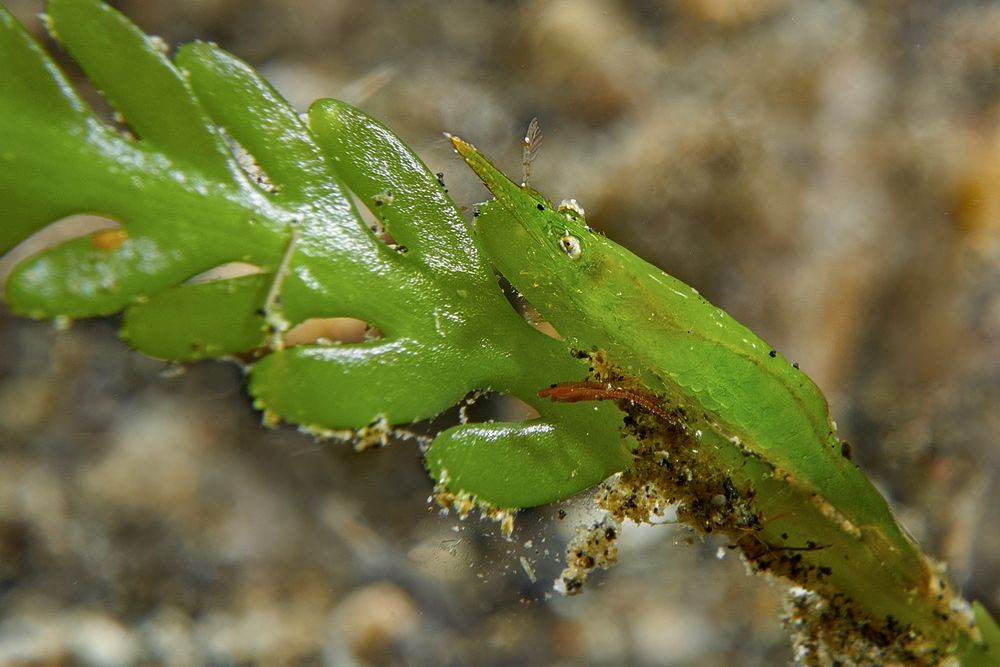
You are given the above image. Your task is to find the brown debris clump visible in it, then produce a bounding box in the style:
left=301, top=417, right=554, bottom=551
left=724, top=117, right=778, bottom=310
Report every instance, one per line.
left=784, top=588, right=944, bottom=667
left=558, top=520, right=619, bottom=596
left=430, top=473, right=516, bottom=539
left=573, top=349, right=763, bottom=537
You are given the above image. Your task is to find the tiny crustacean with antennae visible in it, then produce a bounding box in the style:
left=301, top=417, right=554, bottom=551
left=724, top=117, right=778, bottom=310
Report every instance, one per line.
left=446, top=121, right=929, bottom=611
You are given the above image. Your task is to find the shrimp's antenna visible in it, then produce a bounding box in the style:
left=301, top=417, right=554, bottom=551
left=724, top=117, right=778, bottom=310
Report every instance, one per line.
left=521, top=117, right=542, bottom=187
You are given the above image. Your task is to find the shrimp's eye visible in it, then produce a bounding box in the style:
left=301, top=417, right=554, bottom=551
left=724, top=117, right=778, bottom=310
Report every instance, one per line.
left=559, top=234, right=582, bottom=259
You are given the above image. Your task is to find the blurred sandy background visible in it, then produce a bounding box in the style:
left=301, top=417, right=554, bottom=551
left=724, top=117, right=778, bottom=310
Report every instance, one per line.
left=2, top=0, right=999, bottom=665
